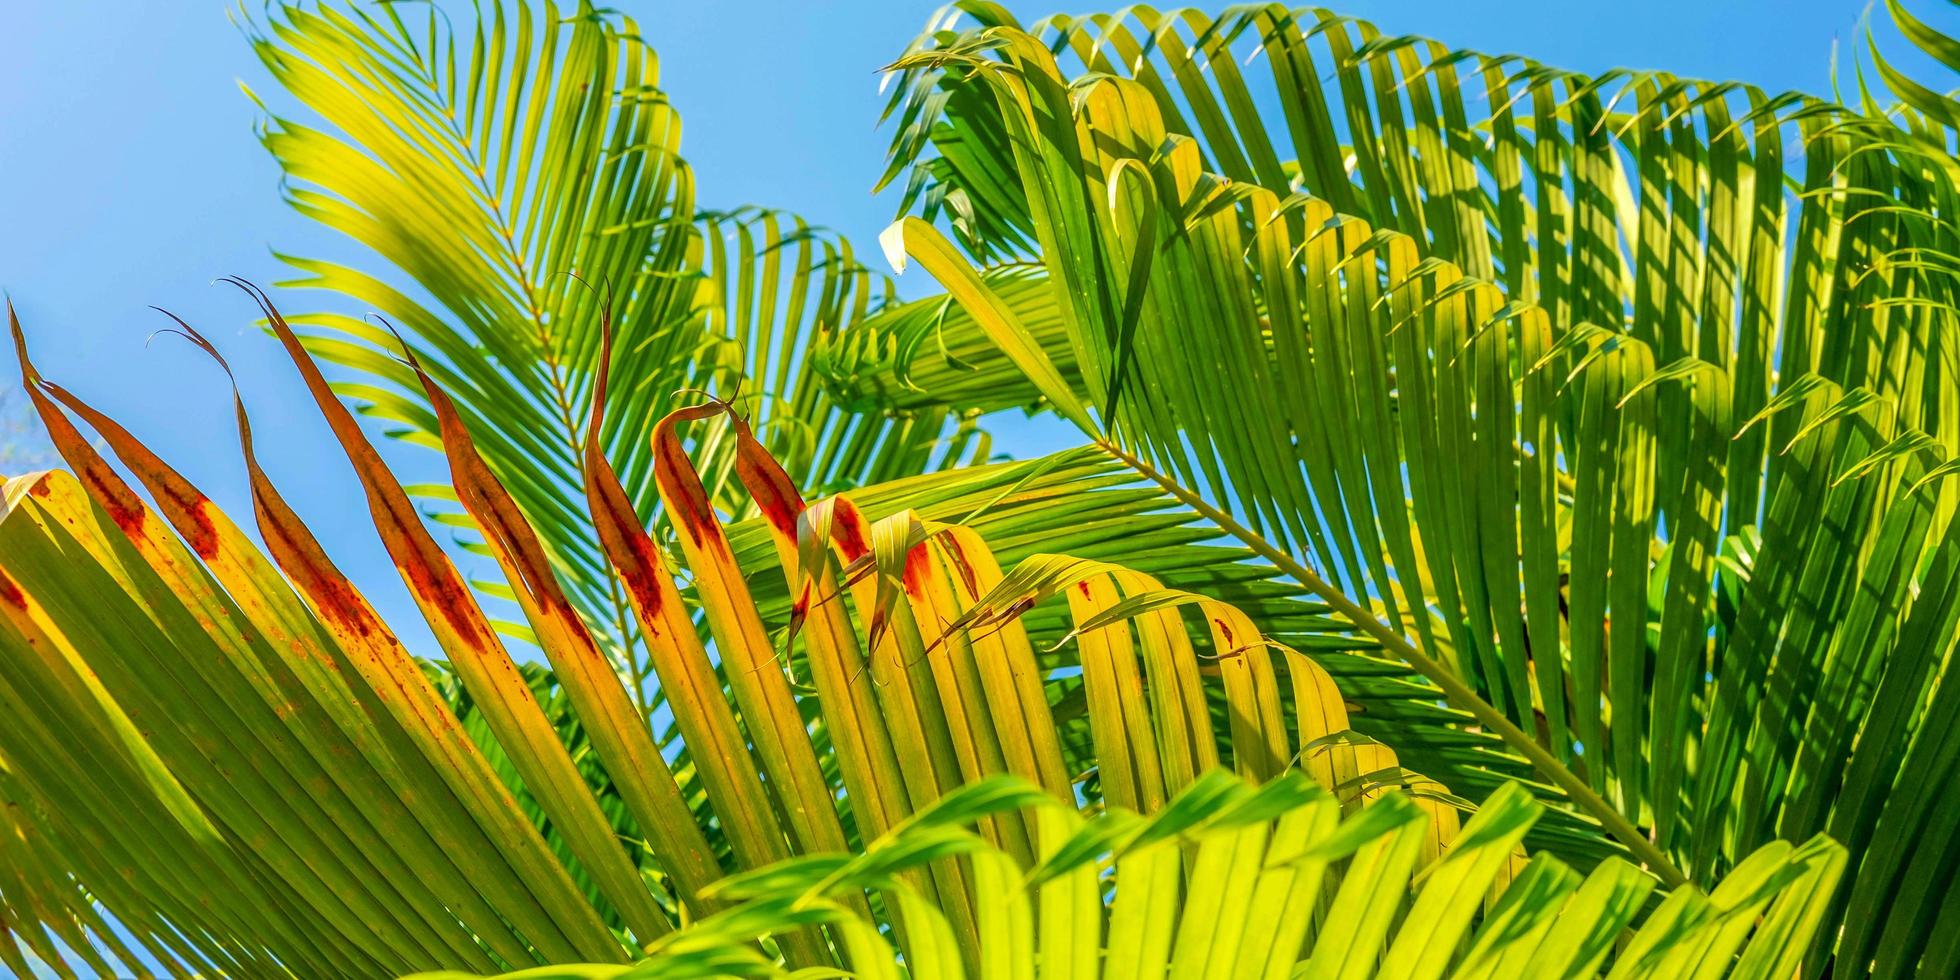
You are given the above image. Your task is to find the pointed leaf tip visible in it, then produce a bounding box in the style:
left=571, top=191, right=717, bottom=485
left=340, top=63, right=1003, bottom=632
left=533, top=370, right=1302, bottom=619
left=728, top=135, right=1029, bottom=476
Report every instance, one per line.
left=8, top=299, right=34, bottom=386
left=146, top=308, right=235, bottom=380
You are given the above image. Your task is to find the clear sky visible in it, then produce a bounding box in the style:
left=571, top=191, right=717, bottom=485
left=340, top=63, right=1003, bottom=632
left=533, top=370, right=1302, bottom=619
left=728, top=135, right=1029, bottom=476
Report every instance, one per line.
left=1, top=0, right=1871, bottom=671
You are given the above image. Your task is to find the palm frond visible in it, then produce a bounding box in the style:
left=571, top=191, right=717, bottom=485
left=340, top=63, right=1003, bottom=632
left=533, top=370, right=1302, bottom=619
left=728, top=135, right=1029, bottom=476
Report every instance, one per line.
left=246, top=0, right=983, bottom=685
left=7, top=1, right=1953, bottom=976
left=8, top=294, right=1484, bottom=974
left=855, top=5, right=1960, bottom=973
left=405, top=772, right=1845, bottom=980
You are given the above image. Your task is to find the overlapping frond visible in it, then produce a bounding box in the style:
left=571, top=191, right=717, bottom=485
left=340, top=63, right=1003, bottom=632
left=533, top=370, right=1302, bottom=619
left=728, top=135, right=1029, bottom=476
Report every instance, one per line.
left=407, top=772, right=1845, bottom=980
left=6, top=294, right=1482, bottom=975
left=245, top=1, right=985, bottom=683
left=7, top=1, right=1958, bottom=976
left=848, top=4, right=1960, bottom=973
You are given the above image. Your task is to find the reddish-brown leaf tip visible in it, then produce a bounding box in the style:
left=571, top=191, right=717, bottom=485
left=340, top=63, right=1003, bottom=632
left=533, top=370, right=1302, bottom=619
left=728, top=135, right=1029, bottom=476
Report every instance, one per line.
left=8, top=299, right=37, bottom=387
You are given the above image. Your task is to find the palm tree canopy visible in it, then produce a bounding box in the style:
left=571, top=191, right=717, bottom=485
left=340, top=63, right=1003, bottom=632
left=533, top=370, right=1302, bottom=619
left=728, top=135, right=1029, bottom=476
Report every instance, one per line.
left=9, top=0, right=1960, bottom=977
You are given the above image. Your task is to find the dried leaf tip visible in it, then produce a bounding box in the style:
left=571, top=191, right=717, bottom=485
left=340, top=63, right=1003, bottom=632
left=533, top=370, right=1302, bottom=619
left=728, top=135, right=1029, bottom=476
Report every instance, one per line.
left=146, top=308, right=235, bottom=379
left=8, top=299, right=37, bottom=387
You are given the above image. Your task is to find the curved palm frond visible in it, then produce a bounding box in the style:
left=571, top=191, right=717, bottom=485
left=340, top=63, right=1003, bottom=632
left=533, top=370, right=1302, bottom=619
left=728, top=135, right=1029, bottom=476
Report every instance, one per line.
left=3, top=1, right=1948, bottom=976
left=814, top=263, right=1067, bottom=416
left=245, top=1, right=985, bottom=691
left=406, top=772, right=1845, bottom=980
left=855, top=4, right=1960, bottom=974
left=6, top=293, right=1485, bottom=976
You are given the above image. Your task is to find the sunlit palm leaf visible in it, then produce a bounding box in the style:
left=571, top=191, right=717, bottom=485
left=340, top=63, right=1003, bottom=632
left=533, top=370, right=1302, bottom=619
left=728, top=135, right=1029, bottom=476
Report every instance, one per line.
left=8, top=294, right=1479, bottom=974
left=854, top=5, right=1960, bottom=973
left=245, top=1, right=983, bottom=686
left=404, top=773, right=1845, bottom=980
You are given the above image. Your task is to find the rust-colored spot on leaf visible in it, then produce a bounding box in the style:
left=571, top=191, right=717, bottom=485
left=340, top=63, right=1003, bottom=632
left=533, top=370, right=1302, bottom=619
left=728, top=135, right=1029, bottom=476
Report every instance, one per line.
left=169, top=488, right=221, bottom=559
left=832, top=503, right=871, bottom=562
left=259, top=507, right=377, bottom=638
left=749, top=472, right=803, bottom=536
left=0, top=569, right=25, bottom=610
left=20, top=384, right=138, bottom=535
left=621, top=529, right=670, bottom=620
left=730, top=421, right=806, bottom=536
left=320, top=591, right=378, bottom=639
left=583, top=307, right=672, bottom=626
left=593, top=486, right=670, bottom=625
left=78, top=462, right=147, bottom=538
left=786, top=595, right=808, bottom=643
left=653, top=423, right=725, bottom=552
left=397, top=548, right=484, bottom=640
left=902, top=542, right=932, bottom=598
left=937, top=536, right=982, bottom=597
left=36, top=380, right=223, bottom=559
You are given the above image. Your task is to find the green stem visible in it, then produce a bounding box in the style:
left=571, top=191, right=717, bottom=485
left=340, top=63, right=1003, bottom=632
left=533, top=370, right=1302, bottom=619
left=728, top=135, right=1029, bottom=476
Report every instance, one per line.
left=1096, top=437, right=1687, bottom=889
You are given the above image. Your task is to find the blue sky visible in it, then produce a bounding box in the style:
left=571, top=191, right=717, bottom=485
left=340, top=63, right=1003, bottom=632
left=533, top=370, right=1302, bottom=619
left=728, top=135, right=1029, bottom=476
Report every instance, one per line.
left=0, top=0, right=1871, bottom=670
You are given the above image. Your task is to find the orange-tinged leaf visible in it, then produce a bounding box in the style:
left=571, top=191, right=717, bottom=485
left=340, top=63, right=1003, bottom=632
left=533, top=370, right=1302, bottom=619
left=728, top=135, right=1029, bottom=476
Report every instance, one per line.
left=709, top=398, right=978, bottom=955
left=403, top=338, right=727, bottom=917
left=713, top=403, right=914, bottom=845
left=651, top=402, right=851, bottom=863
left=817, top=486, right=982, bottom=955
left=235, top=279, right=659, bottom=955
left=579, top=327, right=838, bottom=967
left=580, top=324, right=798, bottom=879
left=18, top=320, right=538, bottom=968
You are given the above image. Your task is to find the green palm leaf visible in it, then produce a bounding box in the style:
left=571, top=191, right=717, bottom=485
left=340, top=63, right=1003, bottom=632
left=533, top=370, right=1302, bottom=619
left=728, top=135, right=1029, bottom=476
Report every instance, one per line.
left=246, top=0, right=983, bottom=691
left=5, top=1, right=1953, bottom=976
left=851, top=4, right=1960, bottom=973
left=5, top=291, right=1493, bottom=975
left=403, top=773, right=1845, bottom=980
